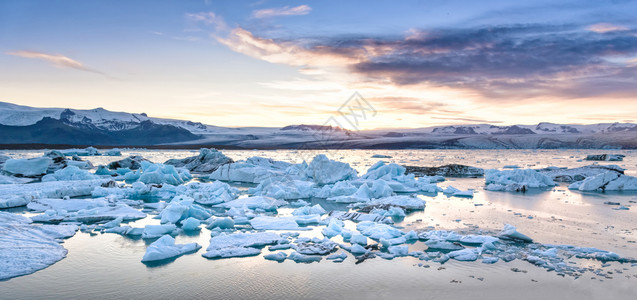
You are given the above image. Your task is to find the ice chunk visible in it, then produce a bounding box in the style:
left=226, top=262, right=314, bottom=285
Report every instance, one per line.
left=59, top=147, right=100, bottom=156
left=538, top=164, right=624, bottom=182
left=250, top=216, right=310, bottom=231
left=569, top=171, right=637, bottom=191
left=585, top=154, right=624, bottom=161
left=141, top=235, right=201, bottom=262
left=214, top=196, right=286, bottom=211
left=368, top=195, right=426, bottom=210
left=159, top=196, right=212, bottom=224
left=417, top=230, right=462, bottom=241
left=447, top=248, right=481, bottom=261
left=251, top=177, right=316, bottom=200
left=32, top=203, right=146, bottom=224
left=180, top=217, right=201, bottom=231
left=442, top=186, right=474, bottom=198
left=498, top=224, right=533, bottom=243
left=322, top=218, right=345, bottom=237
left=264, top=252, right=287, bottom=262
left=425, top=240, right=464, bottom=250
left=142, top=224, right=177, bottom=239
left=42, top=166, right=99, bottom=182
left=329, top=211, right=389, bottom=223
left=208, top=156, right=293, bottom=183
left=137, top=162, right=192, bottom=186
left=0, top=179, right=110, bottom=208
left=292, top=204, right=326, bottom=216
left=0, top=174, right=32, bottom=184
left=357, top=221, right=404, bottom=240
left=315, top=181, right=358, bottom=198
left=404, top=164, right=484, bottom=178
left=293, top=238, right=338, bottom=255
left=208, top=217, right=235, bottom=229
left=288, top=251, right=322, bottom=263
left=388, top=245, right=409, bottom=256
left=107, top=155, right=150, bottom=170
left=304, top=154, right=357, bottom=185
left=350, top=233, right=368, bottom=246
left=2, top=157, right=51, bottom=177
left=485, top=169, right=556, bottom=192
left=164, top=148, right=233, bottom=173
left=203, top=232, right=286, bottom=259
left=326, top=251, right=348, bottom=262
left=104, top=149, right=122, bottom=156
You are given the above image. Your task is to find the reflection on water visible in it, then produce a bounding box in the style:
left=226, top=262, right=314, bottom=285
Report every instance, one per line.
left=1, top=149, right=637, bottom=299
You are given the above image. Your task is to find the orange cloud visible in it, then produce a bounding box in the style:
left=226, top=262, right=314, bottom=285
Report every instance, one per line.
left=6, top=50, right=104, bottom=74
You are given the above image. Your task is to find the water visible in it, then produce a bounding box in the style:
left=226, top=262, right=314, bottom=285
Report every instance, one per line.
left=1, top=149, right=637, bottom=299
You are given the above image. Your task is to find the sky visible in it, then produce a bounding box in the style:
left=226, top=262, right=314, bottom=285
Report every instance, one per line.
left=1, top=0, right=637, bottom=129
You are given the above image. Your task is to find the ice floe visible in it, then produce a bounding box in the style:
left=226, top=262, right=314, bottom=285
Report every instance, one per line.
left=0, top=179, right=111, bottom=208
left=202, top=232, right=287, bottom=259
left=141, top=235, right=201, bottom=262
left=538, top=164, right=624, bottom=183
left=404, top=164, right=484, bottom=178
left=107, top=155, right=150, bottom=170
left=0, top=212, right=78, bottom=280
left=585, top=154, right=624, bottom=161
left=568, top=171, right=637, bottom=191
left=42, top=166, right=99, bottom=182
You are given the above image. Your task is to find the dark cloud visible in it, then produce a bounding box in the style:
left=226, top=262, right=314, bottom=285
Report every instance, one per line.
left=301, top=25, right=637, bottom=99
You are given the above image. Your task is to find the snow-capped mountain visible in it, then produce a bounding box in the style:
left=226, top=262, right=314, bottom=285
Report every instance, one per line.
left=2, top=101, right=637, bottom=148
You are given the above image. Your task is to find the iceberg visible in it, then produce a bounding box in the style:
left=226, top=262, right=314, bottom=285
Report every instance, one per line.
left=42, top=166, right=99, bottom=182
left=367, top=195, right=426, bottom=210
left=158, top=196, right=212, bottom=224
left=568, top=171, right=637, bottom=191
left=447, top=248, right=481, bottom=261
left=442, top=186, right=474, bottom=198
left=292, top=204, right=326, bottom=216
left=31, top=203, right=146, bottom=224
left=264, top=252, right=287, bottom=262
left=250, top=177, right=316, bottom=200
left=207, top=217, right=235, bottom=229
left=356, top=221, right=404, bottom=240
left=142, top=224, right=177, bottom=239
left=485, top=169, right=556, bottom=192
left=404, top=164, right=484, bottom=178
left=585, top=154, right=624, bottom=161
left=107, top=155, right=151, bottom=170
left=0, top=179, right=111, bottom=208
left=164, top=148, right=233, bottom=173
left=498, top=224, right=533, bottom=243
left=58, top=147, right=101, bottom=156
left=2, top=157, right=51, bottom=177
left=208, top=156, right=294, bottom=183
left=538, top=164, right=624, bottom=182
left=293, top=238, right=338, bottom=255
left=137, top=162, right=192, bottom=186
left=0, top=174, right=32, bottom=184
left=326, top=251, right=347, bottom=262
left=303, top=154, right=357, bottom=185
left=288, top=252, right=322, bottom=263
left=141, top=235, right=201, bottom=262
left=180, top=217, right=201, bottom=231
left=203, top=232, right=286, bottom=259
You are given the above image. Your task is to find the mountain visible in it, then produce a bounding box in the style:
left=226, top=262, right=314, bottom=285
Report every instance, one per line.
left=1, top=101, right=637, bottom=149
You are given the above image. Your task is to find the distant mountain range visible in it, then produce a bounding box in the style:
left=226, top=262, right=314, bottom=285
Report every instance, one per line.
left=1, top=101, right=636, bottom=149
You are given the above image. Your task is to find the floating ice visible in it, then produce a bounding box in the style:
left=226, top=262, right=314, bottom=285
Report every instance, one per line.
left=425, top=240, right=464, bottom=250
left=137, top=162, right=192, bottom=186
left=250, top=177, right=316, bottom=200
left=293, top=238, right=338, bottom=255
left=0, top=212, right=78, bottom=281
left=107, top=155, right=150, bottom=170
left=357, top=221, right=404, bottom=240
left=485, top=169, right=556, bottom=192
left=303, top=154, right=357, bottom=185
left=538, top=164, right=625, bottom=182
left=207, top=217, right=235, bottom=229
left=585, top=154, right=624, bottom=161
left=203, top=232, right=286, bottom=259
left=292, top=204, right=326, bottom=216
left=180, top=217, right=201, bottom=231
left=568, top=171, right=637, bottom=191
left=42, top=166, right=99, bottom=182
left=367, top=195, right=426, bottom=210
left=208, top=156, right=294, bottom=183
left=2, top=157, right=51, bottom=177
left=58, top=147, right=100, bottom=156
left=442, top=186, right=474, bottom=198
left=141, top=235, right=201, bottom=262
left=0, top=174, right=32, bottom=184
left=0, top=179, right=111, bottom=208
left=288, top=252, right=322, bottom=263
left=32, top=203, right=146, bottom=224
left=142, top=224, right=177, bottom=239
left=498, top=224, right=533, bottom=243
left=388, top=245, right=409, bottom=256
left=326, top=251, right=348, bottom=262
left=164, top=148, right=233, bottom=173
left=158, top=196, right=212, bottom=224
left=264, top=252, right=287, bottom=262
left=404, top=164, right=484, bottom=178
left=447, top=248, right=481, bottom=261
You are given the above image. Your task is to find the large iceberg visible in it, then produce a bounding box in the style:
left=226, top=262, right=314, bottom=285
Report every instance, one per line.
left=158, top=196, right=212, bottom=224
left=568, top=171, right=637, bottom=191
left=135, top=162, right=192, bottom=185
left=303, top=154, right=357, bottom=185
left=141, top=235, right=201, bottom=262
left=250, top=177, right=316, bottom=200
left=165, top=148, right=233, bottom=173
left=208, top=156, right=294, bottom=183
left=404, top=164, right=484, bottom=178
left=107, top=155, right=151, bottom=170
left=2, top=157, right=51, bottom=177
left=538, top=164, right=624, bottom=182
left=485, top=169, right=556, bottom=192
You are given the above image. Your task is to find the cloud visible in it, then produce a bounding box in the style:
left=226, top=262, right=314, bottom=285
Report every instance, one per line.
left=587, top=23, right=629, bottom=33
left=252, top=5, right=311, bottom=19
left=6, top=50, right=105, bottom=75
left=185, top=11, right=228, bottom=32
left=216, top=23, right=637, bottom=100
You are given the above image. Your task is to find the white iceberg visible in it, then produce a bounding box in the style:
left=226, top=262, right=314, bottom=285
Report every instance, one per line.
left=568, top=171, right=637, bottom=191
left=303, top=154, right=357, bottom=185
left=142, top=224, right=177, bottom=239
left=356, top=221, right=404, bottom=240
left=208, top=156, right=293, bottom=183
left=0, top=179, right=111, bottom=208
left=250, top=216, right=310, bottom=231
left=214, top=196, right=286, bottom=211
left=485, top=169, right=556, bottom=192
left=264, top=252, right=287, bottom=262
left=2, top=157, right=51, bottom=177
left=42, top=166, right=99, bottom=182
left=202, top=232, right=286, bottom=259
left=141, top=235, right=201, bottom=262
